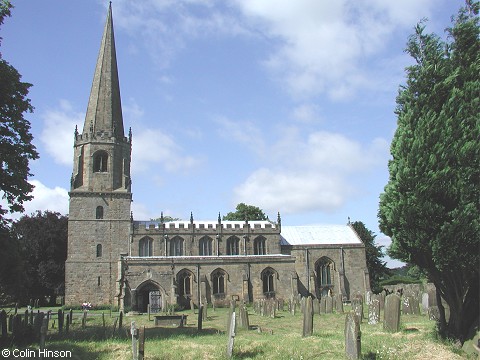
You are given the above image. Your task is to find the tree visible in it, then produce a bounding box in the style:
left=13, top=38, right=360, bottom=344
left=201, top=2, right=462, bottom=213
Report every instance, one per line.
left=351, top=221, right=389, bottom=293
left=223, top=203, right=268, bottom=221
left=378, top=2, right=479, bottom=344
left=11, top=211, right=68, bottom=303
left=150, top=215, right=181, bottom=222
left=0, top=1, right=39, bottom=226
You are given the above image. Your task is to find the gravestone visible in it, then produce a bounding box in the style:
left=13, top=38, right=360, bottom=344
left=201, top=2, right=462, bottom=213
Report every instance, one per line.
left=202, top=303, right=208, bottom=320
left=325, top=296, right=333, bottom=314
left=421, top=293, right=429, bottom=313
left=428, top=306, right=440, bottom=321
left=69, top=309, right=73, bottom=324
left=427, top=289, right=437, bottom=307
left=313, top=298, right=320, bottom=315
left=410, top=296, right=420, bottom=315
left=138, top=326, right=145, bottom=360
left=65, top=314, right=70, bottom=333
left=131, top=321, right=138, bottom=360
left=365, top=291, right=372, bottom=306
left=198, top=305, right=203, bottom=331
left=226, top=312, right=236, bottom=358
left=238, top=306, right=249, bottom=330
left=58, top=309, right=64, bottom=333
left=402, top=296, right=412, bottom=315
left=379, top=293, right=385, bottom=311
left=301, top=297, right=305, bottom=314
left=320, top=297, right=326, bottom=314
left=384, top=294, right=401, bottom=332
left=191, top=299, right=195, bottom=315
left=352, top=299, right=363, bottom=322
left=345, top=312, right=361, bottom=359
left=335, top=294, right=344, bottom=313
left=39, top=318, right=48, bottom=353
left=302, top=297, right=314, bottom=337
left=368, top=299, right=380, bottom=325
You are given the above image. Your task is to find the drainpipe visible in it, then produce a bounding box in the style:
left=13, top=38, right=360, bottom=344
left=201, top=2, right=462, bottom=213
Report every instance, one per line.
left=305, top=248, right=309, bottom=293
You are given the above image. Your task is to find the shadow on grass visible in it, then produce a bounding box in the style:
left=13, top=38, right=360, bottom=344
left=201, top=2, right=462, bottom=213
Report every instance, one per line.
left=362, top=352, right=378, bottom=359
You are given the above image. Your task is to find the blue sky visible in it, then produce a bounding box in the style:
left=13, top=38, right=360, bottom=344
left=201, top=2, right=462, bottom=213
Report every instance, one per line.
left=2, top=0, right=463, bottom=267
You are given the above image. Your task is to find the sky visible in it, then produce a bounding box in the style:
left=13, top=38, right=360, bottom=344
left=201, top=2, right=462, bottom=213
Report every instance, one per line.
left=2, top=0, right=464, bottom=267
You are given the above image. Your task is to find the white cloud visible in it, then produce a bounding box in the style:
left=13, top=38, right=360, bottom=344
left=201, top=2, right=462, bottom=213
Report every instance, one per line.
left=1, top=180, right=69, bottom=221
left=291, top=103, right=321, bottom=123
left=132, top=128, right=200, bottom=174
left=233, top=130, right=389, bottom=214
left=214, top=116, right=265, bottom=155
left=40, top=100, right=83, bottom=166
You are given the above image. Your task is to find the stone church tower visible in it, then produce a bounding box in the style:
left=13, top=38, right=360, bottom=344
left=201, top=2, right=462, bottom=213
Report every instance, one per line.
left=64, top=4, right=132, bottom=306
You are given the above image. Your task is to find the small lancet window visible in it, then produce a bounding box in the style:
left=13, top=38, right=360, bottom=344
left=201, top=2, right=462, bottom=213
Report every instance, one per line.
left=96, top=206, right=104, bottom=219
left=93, top=151, right=108, bottom=172
left=96, top=244, right=102, bottom=257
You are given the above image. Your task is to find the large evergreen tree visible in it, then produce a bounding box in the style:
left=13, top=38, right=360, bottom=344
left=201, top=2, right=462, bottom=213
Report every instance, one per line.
left=379, top=2, right=479, bottom=343
left=0, top=1, right=39, bottom=226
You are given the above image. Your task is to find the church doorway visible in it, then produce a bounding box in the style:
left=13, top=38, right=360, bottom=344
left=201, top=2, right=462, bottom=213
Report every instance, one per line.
left=136, top=281, right=164, bottom=313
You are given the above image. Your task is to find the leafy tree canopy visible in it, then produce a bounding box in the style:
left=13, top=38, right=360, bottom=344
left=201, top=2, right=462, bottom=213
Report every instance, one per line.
left=351, top=221, right=389, bottom=293
left=150, top=215, right=181, bottom=222
left=222, top=203, right=268, bottom=221
left=378, top=1, right=479, bottom=343
left=11, top=211, right=68, bottom=302
left=0, top=1, right=39, bottom=226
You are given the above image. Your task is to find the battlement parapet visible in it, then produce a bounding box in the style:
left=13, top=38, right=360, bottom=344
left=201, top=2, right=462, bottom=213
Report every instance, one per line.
left=133, top=220, right=278, bottom=234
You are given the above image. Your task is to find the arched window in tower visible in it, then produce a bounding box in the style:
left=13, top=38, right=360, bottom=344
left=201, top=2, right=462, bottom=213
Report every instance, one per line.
left=177, top=270, right=192, bottom=296
left=96, top=206, right=104, bottom=219
left=261, top=268, right=276, bottom=299
left=96, top=244, right=102, bottom=257
left=93, top=151, right=108, bottom=172
left=211, top=268, right=227, bottom=298
left=169, top=237, right=184, bottom=256
left=316, top=257, right=335, bottom=296
left=139, top=237, right=153, bottom=257
left=199, top=236, right=212, bottom=256
left=226, top=236, right=239, bottom=255
left=254, top=236, right=266, bottom=255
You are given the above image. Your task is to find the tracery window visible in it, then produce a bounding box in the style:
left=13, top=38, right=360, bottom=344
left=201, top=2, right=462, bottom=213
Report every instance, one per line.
left=262, top=268, right=276, bottom=298
left=211, top=269, right=227, bottom=296
left=177, top=270, right=192, bottom=296
left=226, top=236, right=239, bottom=255
left=170, top=237, right=184, bottom=256
left=139, top=237, right=153, bottom=257
left=199, top=237, right=212, bottom=256
left=254, top=236, right=266, bottom=255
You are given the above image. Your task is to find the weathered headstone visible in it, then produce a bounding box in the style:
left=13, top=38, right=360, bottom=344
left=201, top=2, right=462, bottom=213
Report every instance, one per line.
left=345, top=312, right=361, bottom=360
left=384, top=294, right=401, bottom=332
left=428, top=306, right=440, bottom=321
left=302, top=297, right=314, bottom=337
left=402, top=296, right=412, bottom=315
left=325, top=295, right=333, bottom=314
left=131, top=321, right=138, bottom=360
left=191, top=299, right=195, bottom=315
left=365, top=291, right=372, bottom=306
left=238, top=305, right=249, bottom=330
left=421, top=293, right=429, bottom=313
left=39, top=318, right=48, bottom=353
left=352, top=299, right=363, bottom=322
left=320, top=297, right=326, bottom=314
left=410, top=296, right=420, bottom=315
left=379, top=292, right=385, bottom=311
left=198, top=305, right=203, bottom=331
left=335, top=294, right=344, bottom=313
left=368, top=299, right=380, bottom=325
left=65, top=314, right=70, bottom=333
left=138, top=326, right=145, bottom=360
left=313, top=298, right=320, bottom=315
left=226, top=312, right=236, bottom=358
left=202, top=303, right=208, bottom=320
left=58, top=309, right=64, bottom=333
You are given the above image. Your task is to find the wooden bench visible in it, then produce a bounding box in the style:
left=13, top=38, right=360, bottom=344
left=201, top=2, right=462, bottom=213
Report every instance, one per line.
left=154, top=314, right=187, bottom=327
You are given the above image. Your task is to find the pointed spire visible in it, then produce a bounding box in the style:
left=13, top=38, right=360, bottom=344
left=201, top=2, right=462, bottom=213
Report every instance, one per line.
left=83, top=3, right=124, bottom=138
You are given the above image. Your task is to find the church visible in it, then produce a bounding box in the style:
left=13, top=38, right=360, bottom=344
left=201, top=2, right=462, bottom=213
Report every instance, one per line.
left=64, top=5, right=370, bottom=311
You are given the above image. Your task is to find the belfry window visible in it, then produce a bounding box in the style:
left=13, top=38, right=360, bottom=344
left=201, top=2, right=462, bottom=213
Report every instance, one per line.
left=254, top=237, right=266, bottom=255
left=199, top=237, right=212, bottom=256
left=139, top=237, right=153, bottom=257
left=96, top=206, right=104, bottom=219
left=226, top=237, right=239, bottom=255
left=93, top=151, right=108, bottom=172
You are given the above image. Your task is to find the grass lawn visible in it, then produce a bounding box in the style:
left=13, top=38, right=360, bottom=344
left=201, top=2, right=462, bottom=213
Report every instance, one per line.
left=2, top=305, right=476, bottom=359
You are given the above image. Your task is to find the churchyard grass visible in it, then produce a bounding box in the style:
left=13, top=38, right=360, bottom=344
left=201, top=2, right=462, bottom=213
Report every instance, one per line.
left=2, top=305, right=475, bottom=359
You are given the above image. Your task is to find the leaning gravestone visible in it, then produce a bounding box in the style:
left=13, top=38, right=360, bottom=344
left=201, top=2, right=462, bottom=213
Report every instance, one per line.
left=384, top=294, right=401, bottom=332
left=345, top=312, right=361, bottom=359
left=302, top=297, right=314, bottom=337
left=226, top=312, right=236, bottom=358
left=368, top=299, right=380, bottom=325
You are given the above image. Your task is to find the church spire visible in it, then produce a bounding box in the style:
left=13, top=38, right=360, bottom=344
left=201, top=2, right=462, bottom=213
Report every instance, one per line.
left=83, top=3, right=124, bottom=138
